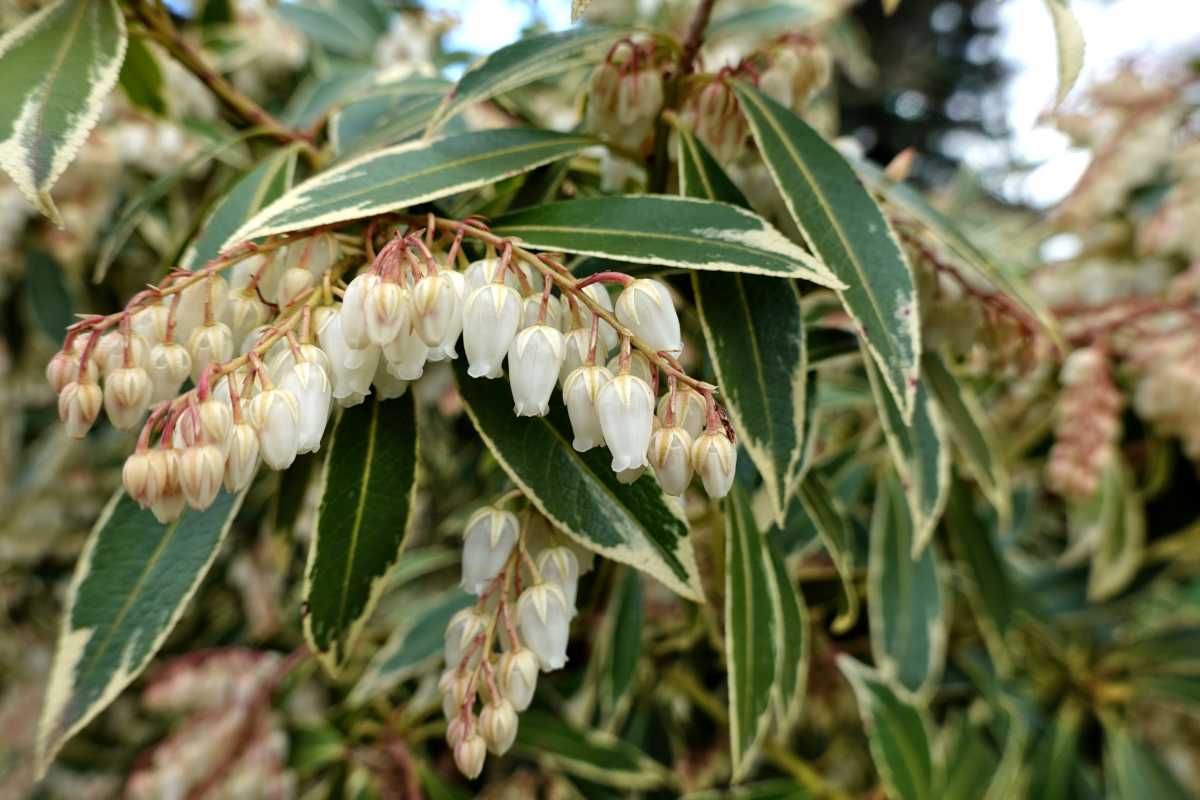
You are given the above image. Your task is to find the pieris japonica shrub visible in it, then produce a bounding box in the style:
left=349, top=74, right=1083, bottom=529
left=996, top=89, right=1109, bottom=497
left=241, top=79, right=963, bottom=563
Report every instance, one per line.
left=5, top=0, right=1200, bottom=796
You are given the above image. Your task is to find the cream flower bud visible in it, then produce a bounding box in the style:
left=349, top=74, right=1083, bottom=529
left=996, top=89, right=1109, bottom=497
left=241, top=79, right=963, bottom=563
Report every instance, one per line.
left=230, top=253, right=278, bottom=299
left=649, top=426, right=694, bottom=496
left=446, top=710, right=472, bottom=746
left=279, top=358, right=332, bottom=454
left=606, top=350, right=653, bottom=386
left=224, top=423, right=259, bottom=492
left=563, top=365, right=612, bottom=452
left=413, top=272, right=460, bottom=348
left=440, top=668, right=470, bottom=722
left=464, top=257, right=531, bottom=294
left=339, top=272, right=379, bottom=350
left=59, top=380, right=103, bottom=438
left=248, top=388, right=301, bottom=470
left=173, top=277, right=228, bottom=343
left=366, top=281, right=411, bottom=346
left=46, top=349, right=95, bottom=393
left=508, top=324, right=564, bottom=416
left=516, top=582, right=571, bottom=671
left=382, top=327, right=428, bottom=381
left=597, top=373, right=654, bottom=472
left=222, top=291, right=270, bottom=344
left=568, top=285, right=619, bottom=352
left=536, top=547, right=580, bottom=612
left=187, top=321, right=233, bottom=383
left=454, top=734, right=486, bottom=779
left=444, top=607, right=487, bottom=668
left=520, top=294, right=562, bottom=331
left=104, top=366, right=153, bottom=431
left=123, top=450, right=160, bottom=507
left=463, top=284, right=521, bottom=379
left=131, top=303, right=171, bottom=346
left=180, top=444, right=224, bottom=510
left=317, top=311, right=378, bottom=401
left=657, top=386, right=706, bottom=440
left=98, top=331, right=150, bottom=376
left=176, top=398, right=233, bottom=451
left=498, top=648, right=539, bottom=711
left=479, top=699, right=518, bottom=756
left=278, top=266, right=314, bottom=308
left=149, top=449, right=185, bottom=524
left=615, top=279, right=681, bottom=355
left=285, top=232, right=340, bottom=276
left=692, top=430, right=737, bottom=498
left=461, top=507, right=519, bottom=594
left=427, top=270, right=466, bottom=361
left=147, top=342, right=191, bottom=403
left=558, top=328, right=595, bottom=388
left=617, top=466, right=645, bottom=484
left=371, top=359, right=409, bottom=400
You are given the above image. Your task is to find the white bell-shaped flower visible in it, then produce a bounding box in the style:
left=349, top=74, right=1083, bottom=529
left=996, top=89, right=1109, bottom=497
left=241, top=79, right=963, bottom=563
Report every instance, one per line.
left=453, top=734, right=487, bottom=780
left=59, top=380, right=103, bottom=438
left=187, top=321, right=233, bottom=382
left=176, top=398, right=233, bottom=454
left=366, top=280, right=411, bottom=346
left=692, top=430, right=737, bottom=498
left=479, top=699, right=518, bottom=756
left=149, top=450, right=185, bottom=524
left=224, top=423, right=259, bottom=492
left=174, top=276, right=228, bottom=343
left=383, top=327, right=428, bottom=381
left=558, top=328, right=595, bottom=388
left=571, top=285, right=619, bottom=350
left=98, top=331, right=150, bottom=376
left=597, top=373, right=654, bottom=472
left=248, top=388, right=301, bottom=470
left=606, top=350, right=653, bottom=386
left=317, top=311, right=379, bottom=401
left=520, top=294, right=562, bottom=331
left=147, top=342, right=192, bottom=403
left=339, top=272, right=379, bottom=350
left=278, top=267, right=314, bottom=308
left=104, top=366, right=154, bottom=431
left=179, top=444, right=224, bottom=510
left=649, top=426, right=694, bottom=496
left=222, top=290, right=270, bottom=344
left=463, top=283, right=521, bottom=379
left=464, top=256, right=530, bottom=294
left=536, top=547, right=580, bottom=612
left=131, top=303, right=170, bottom=346
left=507, top=324, right=564, bottom=416
left=460, top=507, right=519, bottom=594
left=498, top=648, right=539, bottom=711
left=413, top=272, right=460, bottom=348
left=516, top=582, right=571, bottom=671
left=657, top=386, right=707, bottom=440
left=371, top=358, right=409, bottom=400
left=615, top=279, right=681, bottom=355
left=428, top=270, right=466, bottom=361
left=444, top=607, right=487, bottom=668
left=563, top=365, right=611, bottom=452
left=279, top=357, right=332, bottom=454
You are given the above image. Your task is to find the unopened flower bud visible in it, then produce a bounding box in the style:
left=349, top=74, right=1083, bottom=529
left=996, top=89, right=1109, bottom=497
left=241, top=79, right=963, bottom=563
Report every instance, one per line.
left=439, top=669, right=470, bottom=720
left=131, top=303, right=170, bottom=346
left=285, top=232, right=340, bottom=277
left=461, top=507, right=519, bottom=594
left=248, top=388, right=301, bottom=470
left=520, top=294, right=563, bottom=331
left=98, top=331, right=150, bottom=376
left=536, top=546, right=580, bottom=612
left=224, top=423, right=259, bottom=492
left=615, top=279, right=681, bottom=355
left=174, top=276, right=228, bottom=342
left=104, top=366, right=154, bottom=431
left=366, top=281, right=411, bottom=346
left=179, top=444, right=224, bottom=510
left=59, top=379, right=103, bottom=438
left=413, top=272, right=460, bottom=348
left=340, top=272, right=379, bottom=350
left=445, top=607, right=488, bottom=669
left=597, top=373, right=654, bottom=472
left=692, top=430, right=737, bottom=498
left=479, top=699, right=518, bottom=755
left=463, top=283, right=522, bottom=379
left=508, top=324, right=564, bottom=416
left=657, top=386, right=706, bottom=440
left=464, top=257, right=520, bottom=294
left=498, top=648, right=539, bottom=711
left=123, top=450, right=160, bottom=507
left=585, top=61, right=621, bottom=136
left=606, top=350, right=653, bottom=386
left=446, top=710, right=473, bottom=746
left=223, top=291, right=270, bottom=343
left=187, top=322, right=233, bottom=383
left=149, top=449, right=185, bottom=524
left=46, top=348, right=95, bottom=393
left=516, top=582, right=571, bottom=671
left=382, top=327, right=428, bottom=381
left=649, top=426, right=694, bottom=496
left=454, top=733, right=486, bottom=779
left=563, top=365, right=611, bottom=451
left=147, top=342, right=192, bottom=403
left=278, top=266, right=314, bottom=308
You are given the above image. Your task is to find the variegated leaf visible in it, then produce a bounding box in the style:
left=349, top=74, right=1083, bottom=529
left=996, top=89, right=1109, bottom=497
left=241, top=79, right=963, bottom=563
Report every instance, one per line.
left=798, top=474, right=860, bottom=633
left=0, top=0, right=127, bottom=224
left=516, top=710, right=671, bottom=790
left=1044, top=0, right=1085, bottom=106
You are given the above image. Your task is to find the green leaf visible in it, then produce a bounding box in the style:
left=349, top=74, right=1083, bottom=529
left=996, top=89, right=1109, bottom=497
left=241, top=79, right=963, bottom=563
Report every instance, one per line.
left=283, top=64, right=375, bottom=130
left=276, top=1, right=376, bottom=58
left=515, top=710, right=671, bottom=790
left=182, top=145, right=300, bottom=269
left=1044, top=0, right=1085, bottom=106
left=303, top=393, right=419, bottom=676
left=868, top=473, right=947, bottom=695
left=732, top=81, right=920, bottom=419
left=1029, top=703, right=1083, bottom=800
left=708, top=4, right=833, bottom=38
left=865, top=354, right=950, bottom=556
left=797, top=474, right=860, bottom=633
left=922, top=352, right=1009, bottom=519
left=1103, top=723, right=1191, bottom=800
left=609, top=567, right=643, bottom=705
left=492, top=195, right=842, bottom=285
left=725, top=487, right=778, bottom=781
left=330, top=78, right=451, bottom=157
left=678, top=124, right=809, bottom=525
left=1086, top=458, right=1144, bottom=601
left=0, top=0, right=127, bottom=223
left=766, top=536, right=808, bottom=724
left=118, top=36, right=166, bottom=116
left=453, top=359, right=703, bottom=602
left=944, top=481, right=1016, bottom=662
left=36, top=489, right=245, bottom=773
left=428, top=26, right=629, bottom=132
left=349, top=590, right=474, bottom=705
left=683, top=780, right=812, bottom=800
left=24, top=249, right=74, bottom=340
left=837, top=655, right=934, bottom=800
left=934, top=713, right=1000, bottom=800
left=233, top=128, right=594, bottom=241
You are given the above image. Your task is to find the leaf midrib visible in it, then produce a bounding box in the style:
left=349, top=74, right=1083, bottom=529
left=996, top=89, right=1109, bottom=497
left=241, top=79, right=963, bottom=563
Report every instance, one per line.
left=28, top=0, right=90, bottom=185
left=334, top=398, right=380, bottom=638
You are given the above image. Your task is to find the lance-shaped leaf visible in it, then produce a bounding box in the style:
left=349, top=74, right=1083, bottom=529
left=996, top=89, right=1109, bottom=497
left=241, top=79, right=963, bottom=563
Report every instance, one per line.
left=276, top=1, right=376, bottom=58
left=732, top=81, right=920, bottom=419
left=1029, top=703, right=1083, bottom=800
left=428, top=26, right=629, bottom=132
left=798, top=474, right=860, bottom=633
left=1086, top=457, right=1144, bottom=601
left=453, top=360, right=703, bottom=601
left=1044, top=0, right=1084, bottom=106
left=25, top=249, right=74, bottom=340
left=766, top=535, right=808, bottom=725
left=37, top=490, right=245, bottom=773
left=233, top=128, right=594, bottom=241
left=1103, top=722, right=1191, bottom=800
left=303, top=393, right=419, bottom=675
left=182, top=145, right=300, bottom=268
left=868, top=473, right=947, bottom=696
left=837, top=655, right=934, bottom=800
left=865, top=354, right=950, bottom=556
left=608, top=567, right=644, bottom=707
left=330, top=78, right=451, bottom=157
left=678, top=125, right=809, bottom=525
left=515, top=710, right=671, bottom=790
left=0, top=0, right=127, bottom=223
left=118, top=36, right=166, bottom=117
left=492, top=195, right=841, bottom=285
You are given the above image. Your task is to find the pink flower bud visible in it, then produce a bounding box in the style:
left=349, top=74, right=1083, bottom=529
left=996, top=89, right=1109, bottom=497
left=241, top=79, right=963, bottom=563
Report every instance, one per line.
left=508, top=324, right=564, bottom=416
left=597, top=373, right=654, bottom=472
left=692, top=430, right=737, bottom=498
left=104, top=366, right=153, bottom=431
left=453, top=733, right=486, bottom=779
left=649, top=425, right=694, bottom=496
left=563, top=364, right=612, bottom=452
left=179, top=444, right=224, bottom=510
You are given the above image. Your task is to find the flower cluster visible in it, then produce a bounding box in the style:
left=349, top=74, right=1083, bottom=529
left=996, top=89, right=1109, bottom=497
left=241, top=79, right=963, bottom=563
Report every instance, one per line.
left=1046, top=347, right=1123, bottom=500
left=47, top=220, right=735, bottom=525
left=585, top=40, right=664, bottom=154
left=440, top=504, right=583, bottom=778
